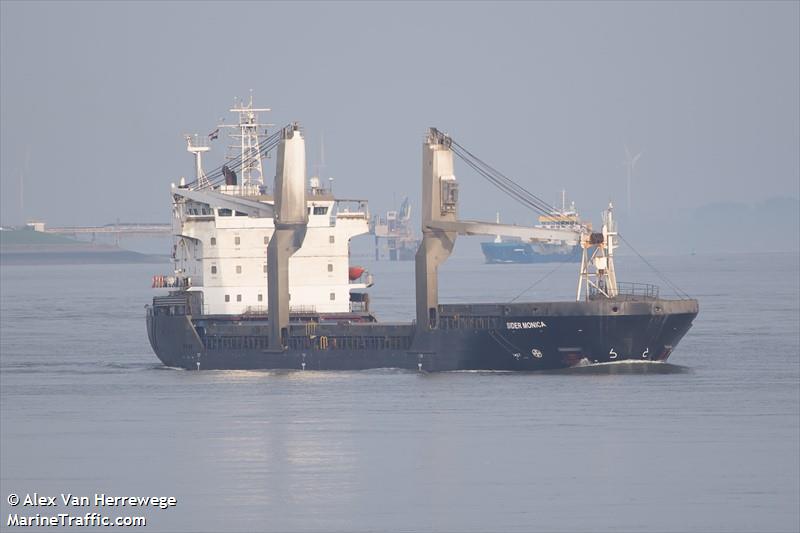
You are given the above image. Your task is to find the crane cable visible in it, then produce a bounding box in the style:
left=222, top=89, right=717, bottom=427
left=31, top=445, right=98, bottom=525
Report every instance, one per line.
left=184, top=125, right=290, bottom=190
left=188, top=128, right=283, bottom=189
left=431, top=129, right=591, bottom=232
left=617, top=233, right=691, bottom=299
left=450, top=141, right=554, bottom=218
left=508, top=253, right=577, bottom=303
left=435, top=129, right=691, bottom=301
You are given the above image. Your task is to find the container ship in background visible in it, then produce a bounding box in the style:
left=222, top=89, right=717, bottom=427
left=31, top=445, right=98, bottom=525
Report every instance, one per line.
left=481, top=192, right=582, bottom=264
left=146, top=99, right=698, bottom=371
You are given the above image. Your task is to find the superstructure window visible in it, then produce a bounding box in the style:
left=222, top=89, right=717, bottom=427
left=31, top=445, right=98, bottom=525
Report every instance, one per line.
left=257, top=294, right=263, bottom=302
left=225, top=295, right=230, bottom=302
left=313, top=206, right=328, bottom=215
left=236, top=265, right=242, bottom=274
left=218, top=208, right=232, bottom=217
left=211, top=265, right=217, bottom=274
left=234, top=236, right=241, bottom=246
left=263, top=236, right=269, bottom=245
left=327, top=263, right=333, bottom=272
left=329, top=235, right=335, bottom=244
left=263, top=264, right=267, bottom=273
left=236, top=294, right=242, bottom=302
left=210, top=237, right=216, bottom=246
left=330, top=292, right=336, bottom=301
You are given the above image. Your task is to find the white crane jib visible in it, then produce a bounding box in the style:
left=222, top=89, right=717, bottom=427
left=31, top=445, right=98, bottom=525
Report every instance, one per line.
left=267, top=124, right=308, bottom=350
left=429, top=219, right=581, bottom=245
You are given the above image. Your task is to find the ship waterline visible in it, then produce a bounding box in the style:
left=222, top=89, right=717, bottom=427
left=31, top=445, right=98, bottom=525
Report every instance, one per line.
left=147, top=298, right=698, bottom=371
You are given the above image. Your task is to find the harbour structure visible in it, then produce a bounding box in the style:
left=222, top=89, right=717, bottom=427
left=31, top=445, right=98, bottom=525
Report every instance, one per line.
left=370, top=197, right=419, bottom=261
left=17, top=221, right=172, bottom=245
left=147, top=103, right=698, bottom=371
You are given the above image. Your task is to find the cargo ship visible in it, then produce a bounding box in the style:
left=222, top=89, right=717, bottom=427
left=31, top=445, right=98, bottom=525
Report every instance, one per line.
left=146, top=99, right=698, bottom=371
left=481, top=193, right=582, bottom=264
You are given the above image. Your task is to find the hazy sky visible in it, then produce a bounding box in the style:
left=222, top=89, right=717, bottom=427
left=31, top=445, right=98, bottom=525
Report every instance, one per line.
left=1, top=1, right=798, bottom=228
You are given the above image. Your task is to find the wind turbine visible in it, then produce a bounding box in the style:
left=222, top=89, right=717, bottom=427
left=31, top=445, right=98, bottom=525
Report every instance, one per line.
left=623, top=144, right=642, bottom=212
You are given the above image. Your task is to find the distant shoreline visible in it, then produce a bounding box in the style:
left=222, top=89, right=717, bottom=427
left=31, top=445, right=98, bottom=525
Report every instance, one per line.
left=0, top=228, right=169, bottom=265
left=0, top=247, right=169, bottom=265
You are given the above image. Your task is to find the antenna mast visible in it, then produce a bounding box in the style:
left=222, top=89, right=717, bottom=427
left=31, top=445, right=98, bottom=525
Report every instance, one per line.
left=314, top=132, right=326, bottom=182
left=220, top=92, right=272, bottom=194
left=185, top=134, right=210, bottom=188
left=576, top=203, right=619, bottom=301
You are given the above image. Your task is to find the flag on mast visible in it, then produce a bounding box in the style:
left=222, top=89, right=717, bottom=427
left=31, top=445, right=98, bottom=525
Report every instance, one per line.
left=208, top=128, right=220, bottom=141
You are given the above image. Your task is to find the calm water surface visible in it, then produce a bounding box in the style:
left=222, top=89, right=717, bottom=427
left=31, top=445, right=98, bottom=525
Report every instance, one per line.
left=1, top=252, right=798, bottom=532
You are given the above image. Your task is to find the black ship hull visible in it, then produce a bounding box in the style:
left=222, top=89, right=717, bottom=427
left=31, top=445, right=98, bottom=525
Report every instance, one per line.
left=147, top=295, right=698, bottom=371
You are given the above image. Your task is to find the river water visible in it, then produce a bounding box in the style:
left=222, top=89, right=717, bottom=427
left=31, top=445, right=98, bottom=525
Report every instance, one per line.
left=1, top=251, right=798, bottom=532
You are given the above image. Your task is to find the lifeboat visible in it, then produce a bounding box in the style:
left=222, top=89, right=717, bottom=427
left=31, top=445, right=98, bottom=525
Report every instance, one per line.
left=348, top=266, right=365, bottom=281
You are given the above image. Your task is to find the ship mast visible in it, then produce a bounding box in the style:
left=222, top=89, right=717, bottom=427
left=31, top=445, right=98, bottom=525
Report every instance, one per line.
left=219, top=92, right=272, bottom=194
left=576, top=203, right=619, bottom=301
left=185, top=134, right=210, bottom=189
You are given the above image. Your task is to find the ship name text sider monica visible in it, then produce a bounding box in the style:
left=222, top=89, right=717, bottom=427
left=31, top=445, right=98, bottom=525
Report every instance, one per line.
left=506, top=321, right=547, bottom=329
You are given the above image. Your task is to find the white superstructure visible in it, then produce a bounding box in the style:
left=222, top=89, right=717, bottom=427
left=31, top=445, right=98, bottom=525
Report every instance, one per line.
left=163, top=100, right=371, bottom=316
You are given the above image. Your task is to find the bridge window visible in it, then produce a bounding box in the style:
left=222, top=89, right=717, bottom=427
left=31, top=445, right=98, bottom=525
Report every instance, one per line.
left=314, top=206, right=328, bottom=215
left=235, top=211, right=247, bottom=217
left=210, top=237, right=216, bottom=246
left=218, top=208, right=232, bottom=217
left=211, top=265, right=217, bottom=274
left=225, top=295, right=230, bottom=302
left=236, top=265, right=242, bottom=274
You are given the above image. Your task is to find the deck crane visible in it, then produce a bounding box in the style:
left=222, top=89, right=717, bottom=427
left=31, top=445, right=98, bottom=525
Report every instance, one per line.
left=415, top=128, right=618, bottom=330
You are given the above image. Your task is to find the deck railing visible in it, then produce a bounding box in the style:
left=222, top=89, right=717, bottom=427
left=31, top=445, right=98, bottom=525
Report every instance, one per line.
left=616, top=282, right=660, bottom=299
left=589, top=282, right=659, bottom=300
